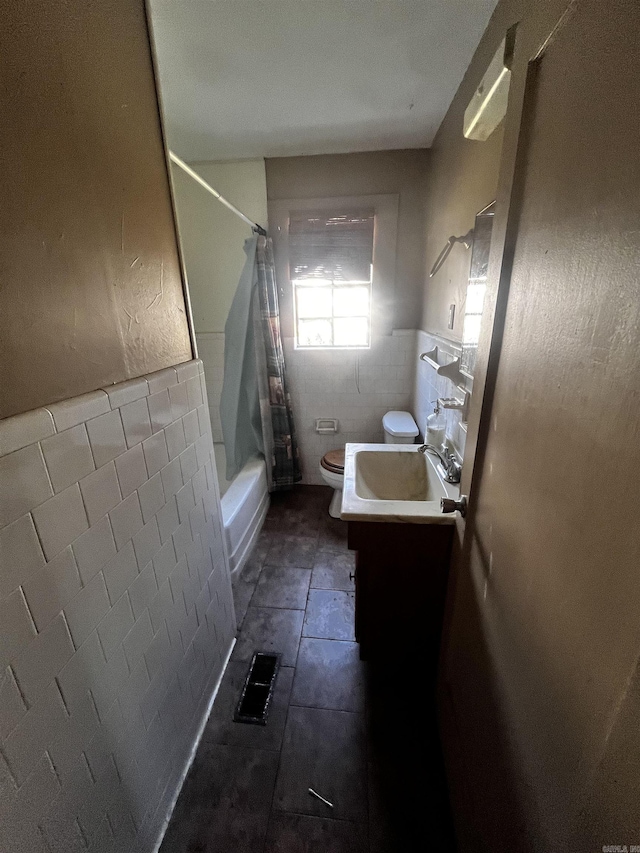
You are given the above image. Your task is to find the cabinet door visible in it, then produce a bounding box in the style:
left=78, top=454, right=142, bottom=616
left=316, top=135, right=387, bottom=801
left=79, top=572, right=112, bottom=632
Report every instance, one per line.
left=349, top=521, right=453, bottom=662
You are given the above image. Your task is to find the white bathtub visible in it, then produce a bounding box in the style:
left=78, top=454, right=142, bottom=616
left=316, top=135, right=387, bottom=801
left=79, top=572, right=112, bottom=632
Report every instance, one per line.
left=214, top=443, right=269, bottom=578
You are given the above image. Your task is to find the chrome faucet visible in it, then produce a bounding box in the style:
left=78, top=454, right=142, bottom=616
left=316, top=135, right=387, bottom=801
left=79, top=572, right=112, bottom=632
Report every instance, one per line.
left=418, top=444, right=462, bottom=484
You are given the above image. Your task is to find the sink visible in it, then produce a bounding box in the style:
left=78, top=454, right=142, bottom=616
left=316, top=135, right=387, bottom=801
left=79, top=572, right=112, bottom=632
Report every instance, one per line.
left=341, top=443, right=460, bottom=524
left=354, top=450, right=443, bottom=501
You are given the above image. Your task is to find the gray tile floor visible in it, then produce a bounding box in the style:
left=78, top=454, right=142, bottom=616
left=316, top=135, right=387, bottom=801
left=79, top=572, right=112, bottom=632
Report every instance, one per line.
left=160, top=486, right=455, bottom=852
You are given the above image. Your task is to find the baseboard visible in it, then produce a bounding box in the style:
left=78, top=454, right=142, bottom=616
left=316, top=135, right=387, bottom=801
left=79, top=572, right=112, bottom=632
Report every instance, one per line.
left=151, top=637, right=236, bottom=853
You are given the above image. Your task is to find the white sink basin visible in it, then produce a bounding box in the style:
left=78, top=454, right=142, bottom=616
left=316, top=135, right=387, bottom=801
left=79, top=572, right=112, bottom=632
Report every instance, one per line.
left=341, top=443, right=460, bottom=524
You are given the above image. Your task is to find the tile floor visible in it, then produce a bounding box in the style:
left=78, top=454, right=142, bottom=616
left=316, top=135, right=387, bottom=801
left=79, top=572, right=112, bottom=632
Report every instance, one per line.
left=160, top=486, right=456, bottom=852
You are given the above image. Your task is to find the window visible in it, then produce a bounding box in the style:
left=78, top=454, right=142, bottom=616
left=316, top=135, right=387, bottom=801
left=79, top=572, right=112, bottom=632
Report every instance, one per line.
left=289, top=209, right=374, bottom=348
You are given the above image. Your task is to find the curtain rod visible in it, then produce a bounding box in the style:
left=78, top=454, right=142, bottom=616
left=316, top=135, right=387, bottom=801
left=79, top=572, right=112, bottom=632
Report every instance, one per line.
left=169, top=151, right=267, bottom=237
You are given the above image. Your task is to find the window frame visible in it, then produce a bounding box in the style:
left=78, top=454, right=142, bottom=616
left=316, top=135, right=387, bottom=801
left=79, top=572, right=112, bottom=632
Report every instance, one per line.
left=268, top=194, right=400, bottom=350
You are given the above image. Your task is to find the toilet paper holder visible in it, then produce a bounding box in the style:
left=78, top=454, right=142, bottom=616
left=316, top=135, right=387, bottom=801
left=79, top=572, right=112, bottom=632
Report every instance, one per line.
left=315, top=418, right=338, bottom=434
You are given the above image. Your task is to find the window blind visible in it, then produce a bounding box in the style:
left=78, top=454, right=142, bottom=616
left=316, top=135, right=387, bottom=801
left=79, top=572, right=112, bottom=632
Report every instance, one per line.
left=288, top=209, right=375, bottom=282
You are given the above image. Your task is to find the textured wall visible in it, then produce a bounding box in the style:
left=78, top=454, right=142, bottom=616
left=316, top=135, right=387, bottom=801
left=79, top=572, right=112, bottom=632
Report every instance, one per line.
left=419, top=10, right=507, bottom=339
left=420, top=134, right=503, bottom=339
left=0, top=0, right=192, bottom=420
left=0, top=360, right=235, bottom=852
left=429, top=0, right=640, bottom=849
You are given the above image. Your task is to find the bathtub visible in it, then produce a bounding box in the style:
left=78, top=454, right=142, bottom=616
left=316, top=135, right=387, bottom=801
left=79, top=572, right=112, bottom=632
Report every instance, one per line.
left=214, top=443, right=269, bottom=577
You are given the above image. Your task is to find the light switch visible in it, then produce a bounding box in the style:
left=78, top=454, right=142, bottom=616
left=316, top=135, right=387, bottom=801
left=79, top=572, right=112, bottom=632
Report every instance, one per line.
left=448, top=304, right=456, bottom=329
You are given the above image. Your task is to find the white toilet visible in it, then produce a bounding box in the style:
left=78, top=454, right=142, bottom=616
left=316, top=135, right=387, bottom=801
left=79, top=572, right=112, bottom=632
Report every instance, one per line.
left=319, top=411, right=419, bottom=518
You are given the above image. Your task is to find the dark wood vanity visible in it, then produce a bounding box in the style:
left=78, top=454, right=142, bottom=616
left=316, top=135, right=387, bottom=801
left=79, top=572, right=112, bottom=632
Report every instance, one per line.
left=347, top=521, right=454, bottom=662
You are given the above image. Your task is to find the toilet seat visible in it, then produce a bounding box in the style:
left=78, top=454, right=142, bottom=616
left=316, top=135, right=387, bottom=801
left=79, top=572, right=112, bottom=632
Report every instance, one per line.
left=320, top=449, right=345, bottom=475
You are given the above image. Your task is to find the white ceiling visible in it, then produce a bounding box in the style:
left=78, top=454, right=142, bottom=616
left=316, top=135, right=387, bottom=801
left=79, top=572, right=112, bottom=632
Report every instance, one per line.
left=149, top=0, right=499, bottom=162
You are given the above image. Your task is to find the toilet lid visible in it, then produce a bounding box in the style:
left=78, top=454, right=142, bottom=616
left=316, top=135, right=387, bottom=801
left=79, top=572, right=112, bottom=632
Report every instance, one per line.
left=382, top=410, right=419, bottom=437
left=321, top=449, right=345, bottom=474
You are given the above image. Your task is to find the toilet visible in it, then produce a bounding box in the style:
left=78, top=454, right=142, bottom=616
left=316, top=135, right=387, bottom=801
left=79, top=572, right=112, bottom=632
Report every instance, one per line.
left=380, top=410, right=420, bottom=445
left=320, top=449, right=346, bottom=519
left=319, top=411, right=419, bottom=518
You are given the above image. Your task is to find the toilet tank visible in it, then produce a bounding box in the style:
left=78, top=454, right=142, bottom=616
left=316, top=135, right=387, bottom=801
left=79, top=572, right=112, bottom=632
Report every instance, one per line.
left=382, top=410, right=419, bottom=444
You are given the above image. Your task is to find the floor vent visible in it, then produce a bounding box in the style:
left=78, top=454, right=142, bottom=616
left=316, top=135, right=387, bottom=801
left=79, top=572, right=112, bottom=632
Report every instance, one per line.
left=234, top=652, right=280, bottom=725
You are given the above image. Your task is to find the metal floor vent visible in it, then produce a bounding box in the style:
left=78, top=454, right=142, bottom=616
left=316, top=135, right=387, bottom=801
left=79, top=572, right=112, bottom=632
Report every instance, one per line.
left=234, top=652, right=280, bottom=725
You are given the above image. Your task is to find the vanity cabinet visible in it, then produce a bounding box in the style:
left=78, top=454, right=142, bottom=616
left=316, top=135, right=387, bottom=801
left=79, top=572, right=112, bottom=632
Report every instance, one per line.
left=347, top=521, right=453, bottom=662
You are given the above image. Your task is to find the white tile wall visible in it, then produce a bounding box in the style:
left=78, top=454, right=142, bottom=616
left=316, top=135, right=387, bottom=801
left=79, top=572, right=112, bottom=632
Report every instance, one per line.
left=0, top=407, right=56, bottom=458
left=0, top=444, right=53, bottom=528
left=412, top=329, right=470, bottom=459
left=41, top=425, right=96, bottom=494
left=196, top=332, right=225, bottom=444
left=80, top=463, right=122, bottom=528
left=195, top=329, right=416, bottom=485
left=0, top=359, right=235, bottom=853
left=283, top=330, right=417, bottom=485
left=32, top=485, right=89, bottom=562
left=86, top=410, right=128, bottom=468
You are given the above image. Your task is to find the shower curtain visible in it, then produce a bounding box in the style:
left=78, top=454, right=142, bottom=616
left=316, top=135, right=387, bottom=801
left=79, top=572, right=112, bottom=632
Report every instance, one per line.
left=254, top=235, right=301, bottom=490
left=220, top=236, right=264, bottom=482
left=220, top=234, right=301, bottom=490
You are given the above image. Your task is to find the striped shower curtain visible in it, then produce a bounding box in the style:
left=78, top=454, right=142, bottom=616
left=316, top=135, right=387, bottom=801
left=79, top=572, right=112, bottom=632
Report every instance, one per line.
left=253, top=236, right=301, bottom=490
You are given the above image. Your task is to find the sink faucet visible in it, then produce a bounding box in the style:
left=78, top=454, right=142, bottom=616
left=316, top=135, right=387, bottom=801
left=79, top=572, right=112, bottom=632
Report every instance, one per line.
left=418, top=444, right=462, bottom=484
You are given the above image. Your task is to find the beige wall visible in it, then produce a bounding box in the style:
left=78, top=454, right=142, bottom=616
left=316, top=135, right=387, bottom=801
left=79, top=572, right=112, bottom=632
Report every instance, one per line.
left=0, top=0, right=192, bottom=421
left=171, top=159, right=268, bottom=442
left=420, top=18, right=508, bottom=339
left=427, top=0, right=640, bottom=849
left=266, top=150, right=430, bottom=331
left=420, top=126, right=503, bottom=339
left=171, top=160, right=268, bottom=334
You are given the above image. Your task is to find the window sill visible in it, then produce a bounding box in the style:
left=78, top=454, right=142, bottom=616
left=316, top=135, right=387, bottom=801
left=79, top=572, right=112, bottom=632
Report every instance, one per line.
left=293, top=344, right=371, bottom=352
